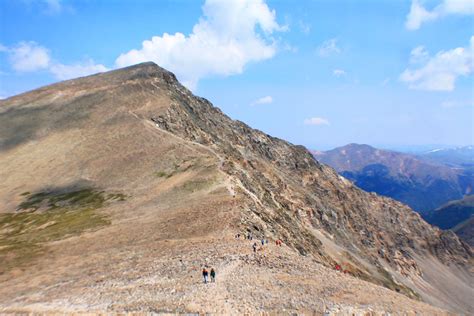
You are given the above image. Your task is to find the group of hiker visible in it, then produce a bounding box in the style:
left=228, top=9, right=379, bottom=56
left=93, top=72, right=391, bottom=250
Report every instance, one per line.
left=201, top=267, right=216, bottom=284
left=334, top=263, right=350, bottom=274
left=235, top=232, right=284, bottom=253
left=201, top=233, right=286, bottom=283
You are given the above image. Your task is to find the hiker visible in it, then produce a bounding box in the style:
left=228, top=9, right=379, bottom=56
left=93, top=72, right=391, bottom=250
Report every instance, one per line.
left=261, top=238, right=265, bottom=246
left=335, top=264, right=341, bottom=271
left=202, top=268, right=209, bottom=283
left=253, top=242, right=257, bottom=253
left=210, top=268, right=216, bottom=282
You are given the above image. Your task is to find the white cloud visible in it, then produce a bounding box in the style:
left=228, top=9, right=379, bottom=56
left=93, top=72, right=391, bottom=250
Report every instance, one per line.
left=7, top=41, right=51, bottom=72
left=406, top=0, right=474, bottom=30
left=251, top=95, right=273, bottom=105
left=405, top=0, right=437, bottom=30
left=304, top=117, right=330, bottom=126
left=400, top=36, right=473, bottom=91
left=333, top=69, right=346, bottom=77
left=49, top=59, right=109, bottom=80
left=317, top=38, right=340, bottom=57
left=116, top=0, right=285, bottom=90
left=1, top=42, right=107, bottom=80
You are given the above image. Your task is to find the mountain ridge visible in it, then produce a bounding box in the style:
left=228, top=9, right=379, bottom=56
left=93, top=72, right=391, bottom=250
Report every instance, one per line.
left=0, top=62, right=472, bottom=314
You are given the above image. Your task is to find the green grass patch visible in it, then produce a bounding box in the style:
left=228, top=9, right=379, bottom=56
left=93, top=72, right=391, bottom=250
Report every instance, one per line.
left=154, top=171, right=168, bottom=178
left=0, top=187, right=125, bottom=274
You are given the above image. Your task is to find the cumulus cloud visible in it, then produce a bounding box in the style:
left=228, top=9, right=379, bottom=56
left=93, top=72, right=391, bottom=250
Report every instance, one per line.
left=251, top=95, right=273, bottom=105
left=304, top=117, right=330, bottom=126
left=406, top=0, right=474, bottom=30
left=116, top=0, right=285, bottom=90
left=400, top=36, right=473, bottom=91
left=317, top=38, right=340, bottom=57
left=333, top=69, right=346, bottom=77
left=50, top=59, right=109, bottom=80
left=1, top=42, right=107, bottom=80
left=7, top=41, right=51, bottom=72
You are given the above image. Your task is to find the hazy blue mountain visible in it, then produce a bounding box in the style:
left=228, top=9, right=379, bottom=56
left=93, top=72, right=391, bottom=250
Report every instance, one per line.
left=420, top=146, right=474, bottom=168
left=313, top=144, right=473, bottom=213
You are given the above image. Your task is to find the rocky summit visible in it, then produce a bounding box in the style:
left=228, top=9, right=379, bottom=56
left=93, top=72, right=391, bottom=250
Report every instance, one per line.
left=0, top=62, right=472, bottom=315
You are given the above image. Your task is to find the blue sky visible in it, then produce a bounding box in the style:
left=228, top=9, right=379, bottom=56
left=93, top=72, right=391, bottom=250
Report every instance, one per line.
left=0, top=0, right=473, bottom=150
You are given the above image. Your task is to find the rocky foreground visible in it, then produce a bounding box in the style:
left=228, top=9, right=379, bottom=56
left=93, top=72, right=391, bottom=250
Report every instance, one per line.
left=1, top=232, right=450, bottom=315
left=0, top=62, right=472, bottom=314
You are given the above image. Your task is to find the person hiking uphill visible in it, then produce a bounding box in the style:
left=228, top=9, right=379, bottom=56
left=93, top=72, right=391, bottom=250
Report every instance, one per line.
left=202, top=268, right=209, bottom=284
left=253, top=242, right=257, bottom=253
left=210, top=268, right=216, bottom=282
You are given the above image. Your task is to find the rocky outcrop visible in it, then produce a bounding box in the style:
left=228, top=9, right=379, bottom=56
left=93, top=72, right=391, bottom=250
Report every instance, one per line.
left=144, top=63, right=471, bottom=299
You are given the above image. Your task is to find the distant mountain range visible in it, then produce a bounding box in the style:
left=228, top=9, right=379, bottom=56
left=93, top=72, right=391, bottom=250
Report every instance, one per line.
left=312, top=144, right=473, bottom=245
left=422, top=146, right=474, bottom=167
left=312, top=144, right=473, bottom=213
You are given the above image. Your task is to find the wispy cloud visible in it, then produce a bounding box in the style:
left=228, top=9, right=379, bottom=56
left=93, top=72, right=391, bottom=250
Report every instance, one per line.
left=317, top=38, right=341, bottom=57
left=406, top=0, right=474, bottom=30
left=116, top=0, right=286, bottom=91
left=400, top=36, right=473, bottom=91
left=304, top=117, right=330, bottom=126
left=409, top=46, right=429, bottom=64
left=251, top=95, right=273, bottom=106
left=333, top=69, right=346, bottom=77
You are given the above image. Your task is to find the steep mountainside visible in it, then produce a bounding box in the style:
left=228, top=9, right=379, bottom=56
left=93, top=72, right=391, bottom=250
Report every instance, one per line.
left=0, top=63, right=472, bottom=314
left=423, top=195, right=474, bottom=245
left=313, top=144, right=472, bottom=212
